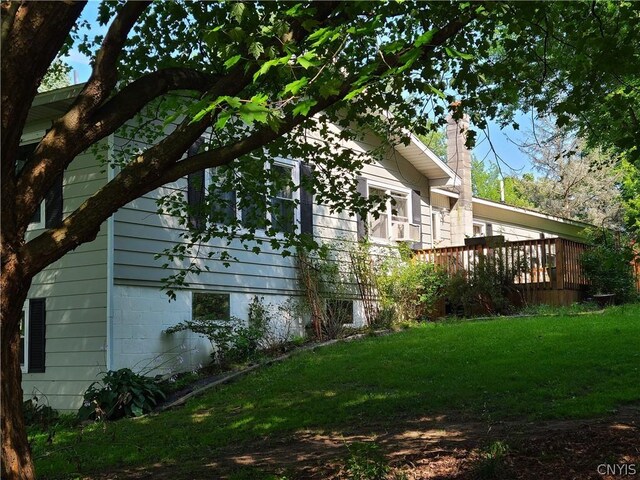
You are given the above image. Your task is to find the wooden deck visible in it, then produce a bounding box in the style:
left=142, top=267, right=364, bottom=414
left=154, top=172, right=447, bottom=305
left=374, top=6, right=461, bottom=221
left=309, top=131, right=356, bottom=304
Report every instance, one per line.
left=415, top=237, right=590, bottom=307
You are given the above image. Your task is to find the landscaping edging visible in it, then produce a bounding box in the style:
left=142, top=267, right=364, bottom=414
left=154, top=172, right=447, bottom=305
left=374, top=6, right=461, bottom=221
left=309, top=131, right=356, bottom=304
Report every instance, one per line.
left=155, top=329, right=393, bottom=412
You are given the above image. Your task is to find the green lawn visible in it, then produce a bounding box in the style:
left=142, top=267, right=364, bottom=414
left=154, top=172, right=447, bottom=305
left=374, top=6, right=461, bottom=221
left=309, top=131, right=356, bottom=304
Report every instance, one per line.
left=33, top=305, right=640, bottom=478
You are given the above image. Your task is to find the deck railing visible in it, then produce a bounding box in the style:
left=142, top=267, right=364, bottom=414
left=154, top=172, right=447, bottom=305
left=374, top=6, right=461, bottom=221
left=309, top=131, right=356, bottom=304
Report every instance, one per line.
left=415, top=237, right=590, bottom=291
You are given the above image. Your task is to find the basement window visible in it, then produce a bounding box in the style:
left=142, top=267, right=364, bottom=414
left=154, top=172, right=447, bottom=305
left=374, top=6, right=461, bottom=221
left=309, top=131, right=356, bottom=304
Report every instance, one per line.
left=192, top=292, right=231, bottom=321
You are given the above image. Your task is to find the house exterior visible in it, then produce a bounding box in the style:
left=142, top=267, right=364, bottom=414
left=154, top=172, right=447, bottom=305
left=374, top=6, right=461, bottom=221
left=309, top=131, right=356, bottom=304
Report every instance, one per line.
left=19, top=86, right=589, bottom=411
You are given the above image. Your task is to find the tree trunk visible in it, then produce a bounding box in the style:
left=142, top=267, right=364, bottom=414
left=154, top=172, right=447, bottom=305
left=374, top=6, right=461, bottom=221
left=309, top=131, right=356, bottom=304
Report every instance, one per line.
left=1, top=253, right=36, bottom=480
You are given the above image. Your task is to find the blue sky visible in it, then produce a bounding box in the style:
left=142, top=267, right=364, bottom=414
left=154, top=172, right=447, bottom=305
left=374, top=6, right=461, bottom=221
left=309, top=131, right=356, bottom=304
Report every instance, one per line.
left=65, top=2, right=533, bottom=176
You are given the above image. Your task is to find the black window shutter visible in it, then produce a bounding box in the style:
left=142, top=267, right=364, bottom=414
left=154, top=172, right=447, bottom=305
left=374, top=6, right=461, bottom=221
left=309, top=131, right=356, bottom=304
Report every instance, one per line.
left=486, top=223, right=493, bottom=237
left=411, top=189, right=423, bottom=250
left=186, top=137, right=206, bottom=230
left=356, top=176, right=368, bottom=241
left=299, top=162, right=314, bottom=238
left=28, top=298, right=46, bottom=373
left=44, top=174, right=63, bottom=228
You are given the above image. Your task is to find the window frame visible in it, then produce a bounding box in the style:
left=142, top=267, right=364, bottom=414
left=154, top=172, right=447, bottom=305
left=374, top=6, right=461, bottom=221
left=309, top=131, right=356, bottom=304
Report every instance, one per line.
left=234, top=158, right=301, bottom=237
left=191, top=291, right=231, bottom=322
left=20, top=301, right=30, bottom=373
left=432, top=211, right=442, bottom=242
left=473, top=221, right=486, bottom=237
left=366, top=181, right=414, bottom=243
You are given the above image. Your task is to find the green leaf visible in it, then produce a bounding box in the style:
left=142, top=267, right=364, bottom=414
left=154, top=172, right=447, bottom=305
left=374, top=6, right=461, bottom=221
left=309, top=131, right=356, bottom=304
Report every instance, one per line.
left=444, top=46, right=474, bottom=60
left=343, top=86, right=366, bottom=101
left=283, top=77, right=308, bottom=96
left=230, top=2, right=246, bottom=23
left=223, top=54, right=242, bottom=70
left=239, top=102, right=270, bottom=124
left=297, top=50, right=319, bottom=69
left=426, top=84, right=446, bottom=99
left=414, top=29, right=436, bottom=47
left=215, top=110, right=233, bottom=130
left=248, top=41, right=264, bottom=59
left=292, top=99, right=318, bottom=117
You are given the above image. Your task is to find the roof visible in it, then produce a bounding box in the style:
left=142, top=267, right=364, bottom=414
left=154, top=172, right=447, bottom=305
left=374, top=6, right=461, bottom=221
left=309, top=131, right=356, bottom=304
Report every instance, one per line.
left=27, top=84, right=85, bottom=122
left=394, top=133, right=460, bottom=187
left=431, top=187, right=590, bottom=240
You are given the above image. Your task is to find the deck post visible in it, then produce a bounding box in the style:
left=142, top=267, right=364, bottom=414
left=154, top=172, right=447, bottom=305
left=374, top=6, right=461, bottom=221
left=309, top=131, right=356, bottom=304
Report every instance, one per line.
left=555, top=238, right=565, bottom=291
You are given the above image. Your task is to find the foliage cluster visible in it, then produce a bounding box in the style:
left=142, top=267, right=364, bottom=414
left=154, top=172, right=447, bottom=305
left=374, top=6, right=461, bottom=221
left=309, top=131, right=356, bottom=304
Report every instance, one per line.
left=580, top=230, right=637, bottom=303
left=446, top=249, right=527, bottom=317
left=297, top=243, right=358, bottom=340
left=165, top=314, right=265, bottom=367
left=77, top=368, right=166, bottom=421
left=164, top=295, right=299, bottom=367
left=23, top=397, right=58, bottom=431
left=377, top=245, right=448, bottom=322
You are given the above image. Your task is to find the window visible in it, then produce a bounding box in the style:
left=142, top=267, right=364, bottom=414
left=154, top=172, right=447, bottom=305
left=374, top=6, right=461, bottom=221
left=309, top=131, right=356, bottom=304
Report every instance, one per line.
left=19, top=298, right=46, bottom=373
left=367, top=184, right=418, bottom=242
left=192, top=292, right=231, bottom=321
left=186, top=139, right=303, bottom=235
left=270, top=164, right=296, bottom=234
left=432, top=212, right=442, bottom=242
left=473, top=222, right=486, bottom=237
left=325, top=299, right=354, bottom=325
left=16, top=142, right=63, bottom=230
left=240, top=162, right=297, bottom=233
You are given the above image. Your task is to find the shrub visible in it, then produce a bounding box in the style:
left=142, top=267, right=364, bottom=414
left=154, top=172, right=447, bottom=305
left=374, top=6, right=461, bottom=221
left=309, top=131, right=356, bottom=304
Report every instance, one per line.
left=165, top=296, right=269, bottom=366
left=446, top=249, right=527, bottom=316
left=377, top=246, right=448, bottom=322
left=581, top=230, right=637, bottom=303
left=23, top=396, right=58, bottom=430
left=78, top=368, right=166, bottom=421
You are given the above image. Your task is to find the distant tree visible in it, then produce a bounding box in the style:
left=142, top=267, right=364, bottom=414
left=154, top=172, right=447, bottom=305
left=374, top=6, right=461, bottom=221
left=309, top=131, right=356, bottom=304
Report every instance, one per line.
left=471, top=159, right=532, bottom=207
left=38, top=60, right=71, bottom=92
left=416, top=128, right=447, bottom=160
left=518, top=122, right=625, bottom=229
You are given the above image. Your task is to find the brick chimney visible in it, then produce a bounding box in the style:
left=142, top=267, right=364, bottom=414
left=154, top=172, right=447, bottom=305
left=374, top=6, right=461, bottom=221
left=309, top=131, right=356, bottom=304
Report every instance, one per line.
left=446, top=107, right=473, bottom=245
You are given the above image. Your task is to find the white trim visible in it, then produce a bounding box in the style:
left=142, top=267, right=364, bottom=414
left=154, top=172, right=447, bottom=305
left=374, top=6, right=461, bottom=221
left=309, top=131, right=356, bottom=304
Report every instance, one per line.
left=106, top=134, right=115, bottom=370
left=472, top=197, right=591, bottom=227
left=20, top=301, right=29, bottom=373
left=431, top=187, right=459, bottom=199
left=366, top=181, right=416, bottom=244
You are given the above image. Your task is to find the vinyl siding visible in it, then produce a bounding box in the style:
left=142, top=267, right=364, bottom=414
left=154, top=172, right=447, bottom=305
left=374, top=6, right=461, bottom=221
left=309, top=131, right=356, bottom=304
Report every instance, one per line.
left=112, top=130, right=434, bottom=294
left=22, top=142, right=109, bottom=412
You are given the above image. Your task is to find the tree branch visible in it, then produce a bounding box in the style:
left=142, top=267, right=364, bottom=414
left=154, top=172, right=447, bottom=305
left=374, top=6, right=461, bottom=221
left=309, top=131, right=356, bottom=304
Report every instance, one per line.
left=21, top=8, right=474, bottom=274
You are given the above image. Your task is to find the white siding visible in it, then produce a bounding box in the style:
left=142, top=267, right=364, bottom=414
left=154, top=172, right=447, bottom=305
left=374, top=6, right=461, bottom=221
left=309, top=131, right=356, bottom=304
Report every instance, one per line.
left=22, top=144, right=109, bottom=412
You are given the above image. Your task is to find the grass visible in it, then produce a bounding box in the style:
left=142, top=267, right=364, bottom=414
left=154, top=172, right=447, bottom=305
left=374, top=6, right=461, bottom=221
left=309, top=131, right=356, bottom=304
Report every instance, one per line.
left=33, top=305, right=640, bottom=478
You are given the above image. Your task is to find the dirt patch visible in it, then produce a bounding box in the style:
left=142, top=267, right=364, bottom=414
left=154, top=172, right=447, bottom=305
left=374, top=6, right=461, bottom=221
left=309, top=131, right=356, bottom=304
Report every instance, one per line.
left=90, top=405, right=639, bottom=479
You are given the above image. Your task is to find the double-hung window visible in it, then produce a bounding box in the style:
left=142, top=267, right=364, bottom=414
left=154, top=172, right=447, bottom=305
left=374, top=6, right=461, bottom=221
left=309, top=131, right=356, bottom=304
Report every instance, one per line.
left=187, top=138, right=308, bottom=237
left=367, top=184, right=418, bottom=242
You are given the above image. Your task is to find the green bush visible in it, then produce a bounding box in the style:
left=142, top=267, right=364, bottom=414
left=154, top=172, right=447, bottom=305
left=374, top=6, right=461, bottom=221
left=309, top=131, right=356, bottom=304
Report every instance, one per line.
left=377, top=247, right=448, bottom=322
left=78, top=368, right=166, bottom=421
left=165, top=296, right=269, bottom=366
left=23, top=397, right=58, bottom=430
left=446, top=249, right=527, bottom=317
left=581, top=230, right=637, bottom=303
